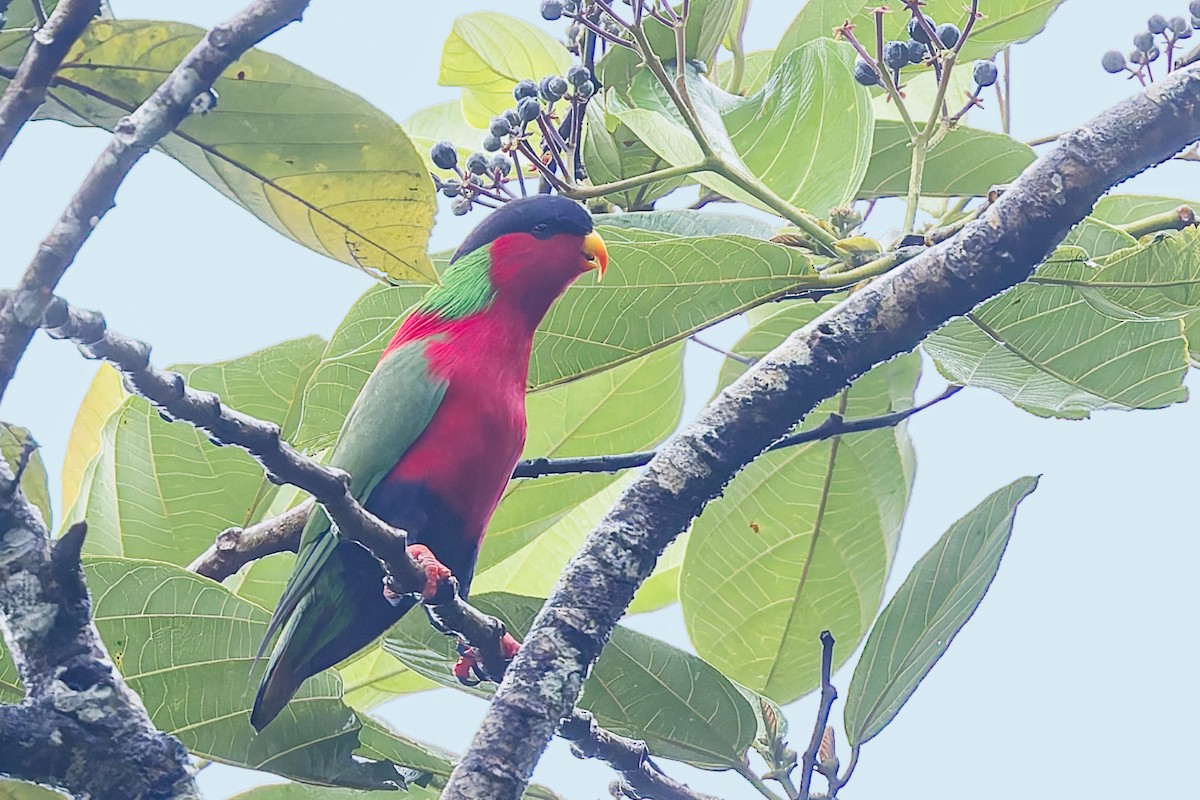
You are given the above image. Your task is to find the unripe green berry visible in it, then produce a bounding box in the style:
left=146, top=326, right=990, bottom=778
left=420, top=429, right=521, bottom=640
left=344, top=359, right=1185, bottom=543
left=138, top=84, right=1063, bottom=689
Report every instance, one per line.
left=972, top=60, right=998, bottom=87
left=935, top=23, right=960, bottom=48
left=1101, top=49, right=1127, bottom=73
left=1148, top=14, right=1169, bottom=34
left=853, top=58, right=880, bottom=86
left=430, top=140, right=457, bottom=170
left=882, top=40, right=909, bottom=69
left=465, top=152, right=489, bottom=175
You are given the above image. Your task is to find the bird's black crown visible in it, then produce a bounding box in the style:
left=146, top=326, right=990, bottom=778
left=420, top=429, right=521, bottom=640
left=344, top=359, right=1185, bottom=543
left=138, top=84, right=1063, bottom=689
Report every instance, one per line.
left=451, top=195, right=594, bottom=263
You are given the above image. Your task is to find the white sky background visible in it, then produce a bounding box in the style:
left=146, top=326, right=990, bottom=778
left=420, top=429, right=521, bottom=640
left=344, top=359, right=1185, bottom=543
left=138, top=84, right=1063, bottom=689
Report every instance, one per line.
left=2, top=0, right=1198, bottom=798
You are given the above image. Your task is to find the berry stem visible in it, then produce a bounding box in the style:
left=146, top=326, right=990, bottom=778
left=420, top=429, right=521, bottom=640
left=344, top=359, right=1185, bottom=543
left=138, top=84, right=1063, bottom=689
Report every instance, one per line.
left=511, top=149, right=529, bottom=197
left=565, top=159, right=707, bottom=200
left=952, top=0, right=981, bottom=56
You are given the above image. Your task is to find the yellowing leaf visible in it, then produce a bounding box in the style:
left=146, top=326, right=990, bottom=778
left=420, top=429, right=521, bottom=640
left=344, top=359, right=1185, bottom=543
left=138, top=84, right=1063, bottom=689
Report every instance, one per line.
left=61, top=364, right=124, bottom=517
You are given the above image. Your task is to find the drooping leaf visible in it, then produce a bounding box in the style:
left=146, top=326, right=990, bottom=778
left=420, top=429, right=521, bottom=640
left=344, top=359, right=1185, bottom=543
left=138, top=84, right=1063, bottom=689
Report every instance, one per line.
left=844, top=477, right=1038, bottom=746
left=67, top=338, right=325, bottom=565
left=775, top=1, right=1067, bottom=65
left=681, top=300, right=918, bottom=702
left=859, top=121, right=1034, bottom=199
left=61, top=364, right=124, bottom=516
left=0, top=20, right=437, bottom=282
left=85, top=558, right=411, bottom=789
left=480, top=345, right=683, bottom=570
left=924, top=271, right=1191, bottom=419
left=385, top=592, right=760, bottom=770
left=0, top=423, right=52, bottom=530
left=439, top=12, right=572, bottom=127
left=1092, top=194, right=1200, bottom=227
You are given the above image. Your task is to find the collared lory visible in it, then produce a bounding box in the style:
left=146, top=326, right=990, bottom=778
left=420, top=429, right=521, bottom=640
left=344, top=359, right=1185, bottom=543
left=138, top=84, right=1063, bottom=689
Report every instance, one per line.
left=251, top=195, right=608, bottom=730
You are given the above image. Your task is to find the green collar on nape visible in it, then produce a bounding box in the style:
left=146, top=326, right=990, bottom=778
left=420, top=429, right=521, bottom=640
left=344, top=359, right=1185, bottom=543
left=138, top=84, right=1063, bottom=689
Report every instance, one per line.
left=416, top=247, right=496, bottom=320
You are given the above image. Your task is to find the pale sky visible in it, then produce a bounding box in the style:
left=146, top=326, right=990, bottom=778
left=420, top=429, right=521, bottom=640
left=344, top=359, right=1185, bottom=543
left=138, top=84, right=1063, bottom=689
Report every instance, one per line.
left=2, top=1, right=1196, bottom=798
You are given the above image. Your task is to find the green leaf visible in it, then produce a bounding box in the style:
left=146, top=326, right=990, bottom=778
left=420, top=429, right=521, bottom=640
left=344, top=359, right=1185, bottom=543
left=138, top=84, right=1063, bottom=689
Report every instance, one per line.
left=402, top=100, right=489, bottom=176
left=0, top=780, right=68, bottom=800
left=85, top=558, right=412, bottom=788
left=0, top=638, right=21, bottom=703
left=386, top=592, right=759, bottom=770
left=582, top=102, right=692, bottom=209
left=439, top=12, right=572, bottom=127
left=67, top=338, right=325, bottom=565
left=716, top=50, right=776, bottom=95
left=4, top=20, right=437, bottom=283
left=0, top=424, right=52, bottom=530
left=597, top=209, right=778, bottom=239
left=1092, top=194, right=1200, bottom=226
left=61, top=364, right=125, bottom=517
left=336, top=647, right=435, bottom=712
left=1061, top=217, right=1137, bottom=259
left=681, top=300, right=918, bottom=702
left=873, top=69, right=974, bottom=125
left=473, top=477, right=634, bottom=597
left=723, top=40, right=873, bottom=215
left=480, top=345, right=683, bottom=570
left=844, top=477, right=1039, bottom=746
left=229, top=786, right=438, bottom=800
left=597, top=0, right=738, bottom=88
left=776, top=1, right=1067, bottom=65
left=924, top=271, right=1191, bottom=419
left=859, top=121, right=1034, bottom=199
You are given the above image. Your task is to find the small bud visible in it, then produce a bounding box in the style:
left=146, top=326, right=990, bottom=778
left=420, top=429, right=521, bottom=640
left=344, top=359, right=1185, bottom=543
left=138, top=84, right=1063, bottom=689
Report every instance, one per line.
left=441, top=178, right=461, bottom=198
left=489, top=154, right=512, bottom=176
left=503, top=108, right=522, bottom=129
left=482, top=134, right=502, bottom=152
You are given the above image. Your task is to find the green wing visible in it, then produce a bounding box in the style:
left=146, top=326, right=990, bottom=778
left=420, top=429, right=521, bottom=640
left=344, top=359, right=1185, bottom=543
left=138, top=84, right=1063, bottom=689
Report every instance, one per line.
left=259, top=339, right=448, bottom=654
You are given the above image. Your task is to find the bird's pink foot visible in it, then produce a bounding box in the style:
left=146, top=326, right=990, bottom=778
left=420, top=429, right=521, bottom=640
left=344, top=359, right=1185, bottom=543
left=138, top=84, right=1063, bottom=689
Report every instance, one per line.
left=452, top=633, right=522, bottom=685
left=381, top=545, right=452, bottom=606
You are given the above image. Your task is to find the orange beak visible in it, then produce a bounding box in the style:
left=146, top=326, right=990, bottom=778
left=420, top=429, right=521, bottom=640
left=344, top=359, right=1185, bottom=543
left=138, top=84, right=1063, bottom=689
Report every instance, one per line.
left=582, top=231, right=608, bottom=279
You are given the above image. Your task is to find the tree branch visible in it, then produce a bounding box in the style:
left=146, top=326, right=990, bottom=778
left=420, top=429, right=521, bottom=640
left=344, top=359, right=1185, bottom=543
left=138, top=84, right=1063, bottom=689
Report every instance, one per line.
left=797, top=632, right=836, bottom=800
left=441, top=64, right=1200, bottom=800
left=0, top=476, right=199, bottom=798
left=558, top=710, right=720, bottom=800
left=0, top=0, right=312, bottom=406
left=0, top=0, right=100, bottom=160
left=187, top=498, right=312, bottom=580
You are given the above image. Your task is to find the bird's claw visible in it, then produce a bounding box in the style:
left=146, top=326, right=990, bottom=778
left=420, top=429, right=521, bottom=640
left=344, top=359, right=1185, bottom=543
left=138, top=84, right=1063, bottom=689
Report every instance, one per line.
left=451, top=633, right=522, bottom=686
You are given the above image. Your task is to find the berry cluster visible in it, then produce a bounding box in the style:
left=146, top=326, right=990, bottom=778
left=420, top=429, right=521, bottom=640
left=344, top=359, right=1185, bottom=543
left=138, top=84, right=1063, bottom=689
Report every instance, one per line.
left=428, top=66, right=596, bottom=215
left=1101, top=6, right=1199, bottom=84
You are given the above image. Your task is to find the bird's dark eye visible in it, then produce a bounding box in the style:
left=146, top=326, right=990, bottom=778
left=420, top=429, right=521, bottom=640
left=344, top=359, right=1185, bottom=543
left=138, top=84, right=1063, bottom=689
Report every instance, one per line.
left=530, top=222, right=552, bottom=239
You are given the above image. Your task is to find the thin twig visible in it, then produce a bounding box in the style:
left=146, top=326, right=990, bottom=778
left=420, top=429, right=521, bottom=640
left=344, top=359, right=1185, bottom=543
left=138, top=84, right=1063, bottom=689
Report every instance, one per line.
left=798, top=631, right=837, bottom=800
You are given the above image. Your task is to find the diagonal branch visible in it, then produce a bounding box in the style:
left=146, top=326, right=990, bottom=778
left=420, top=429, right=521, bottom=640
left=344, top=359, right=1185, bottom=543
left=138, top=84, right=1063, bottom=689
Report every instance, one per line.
left=0, top=0, right=100, bottom=160
left=0, top=0, right=312, bottom=407
left=441, top=64, right=1200, bottom=800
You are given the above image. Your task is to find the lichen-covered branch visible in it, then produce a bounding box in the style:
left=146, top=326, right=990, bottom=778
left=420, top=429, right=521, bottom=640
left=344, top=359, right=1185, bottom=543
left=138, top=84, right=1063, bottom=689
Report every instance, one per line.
left=0, top=471, right=199, bottom=798
left=441, top=65, right=1200, bottom=800
left=0, top=0, right=312, bottom=405
left=188, top=499, right=313, bottom=581
left=0, top=0, right=101, bottom=160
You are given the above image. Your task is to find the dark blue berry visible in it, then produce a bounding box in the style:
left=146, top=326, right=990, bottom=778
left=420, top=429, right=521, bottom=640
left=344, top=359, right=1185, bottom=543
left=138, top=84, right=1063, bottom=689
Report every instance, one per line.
left=465, top=152, right=489, bottom=175
left=905, top=39, right=927, bottom=64
left=1145, top=45, right=1161, bottom=62
left=503, top=109, right=522, bottom=129
left=1192, top=1, right=1200, bottom=17
left=430, top=141, right=457, bottom=170
left=972, top=60, right=998, bottom=87
left=882, top=40, right=909, bottom=69
left=482, top=134, right=502, bottom=152
left=908, top=17, right=933, bottom=44
left=517, top=96, right=541, bottom=122
left=541, top=0, right=564, bottom=21
left=1170, top=16, right=1191, bottom=36
left=489, top=115, right=511, bottom=137
left=1148, top=14, right=1169, bottom=34
left=575, top=80, right=595, bottom=100
left=451, top=196, right=472, bottom=216
left=1101, top=49, right=1126, bottom=73
left=1133, top=31, right=1155, bottom=51
left=935, top=23, right=960, bottom=48
left=853, top=58, right=880, bottom=86
left=546, top=75, right=568, bottom=100
left=514, top=80, right=538, bottom=101
left=567, top=65, right=592, bottom=87
left=441, top=178, right=461, bottom=198
left=1129, top=49, right=1147, bottom=65
left=489, top=154, right=512, bottom=176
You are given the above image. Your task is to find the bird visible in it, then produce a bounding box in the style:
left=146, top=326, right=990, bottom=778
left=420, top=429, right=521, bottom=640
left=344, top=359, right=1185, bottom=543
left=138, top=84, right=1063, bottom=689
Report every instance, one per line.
left=250, top=195, right=608, bottom=730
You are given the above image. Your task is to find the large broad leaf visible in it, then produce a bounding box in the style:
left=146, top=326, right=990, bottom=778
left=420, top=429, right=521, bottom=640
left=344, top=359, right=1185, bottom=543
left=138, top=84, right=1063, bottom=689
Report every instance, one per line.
left=722, top=39, right=873, bottom=215
left=439, top=12, right=572, bottom=127
left=480, top=345, right=684, bottom=570
left=385, top=593, right=760, bottom=770
left=61, top=364, right=125, bottom=516
left=859, top=121, right=1034, bottom=199
left=681, top=300, right=918, bottom=702
left=844, top=477, right=1038, bottom=746
left=336, top=647, right=434, bottom=712
left=924, top=246, right=1193, bottom=419
left=775, top=1, right=1067, bottom=65
left=1092, top=194, right=1200, bottom=227
left=597, top=209, right=778, bottom=239
left=1061, top=217, right=1137, bottom=259
left=582, top=102, right=692, bottom=210
left=597, top=0, right=738, bottom=88
left=84, top=558, right=419, bottom=789
left=0, top=424, right=51, bottom=530
left=0, top=20, right=437, bottom=283
left=66, top=338, right=325, bottom=565
left=0, top=638, right=20, bottom=703
left=402, top=100, right=490, bottom=176
left=0, top=781, right=67, bottom=799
